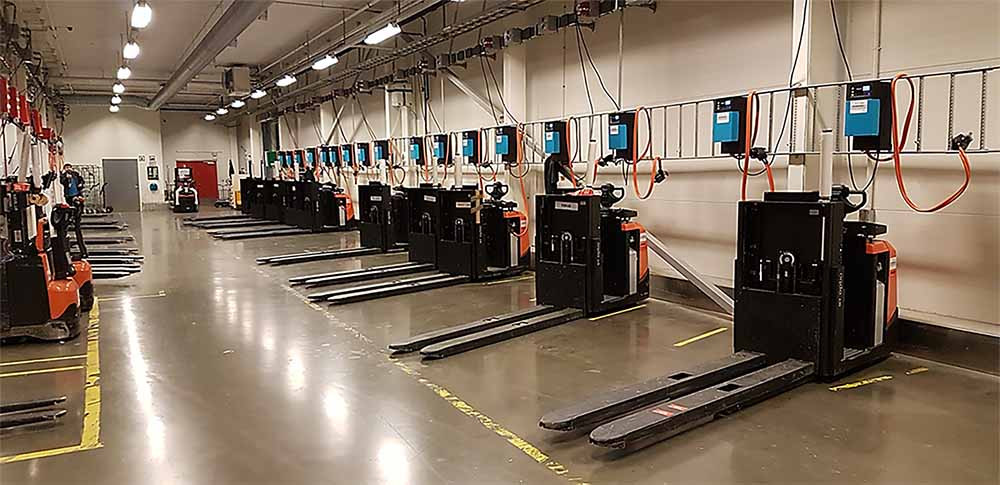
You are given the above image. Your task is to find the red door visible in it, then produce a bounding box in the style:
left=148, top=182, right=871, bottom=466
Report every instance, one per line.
left=177, top=160, right=219, bottom=200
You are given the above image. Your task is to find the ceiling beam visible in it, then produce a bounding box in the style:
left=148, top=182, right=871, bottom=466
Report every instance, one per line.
left=148, top=0, right=275, bottom=110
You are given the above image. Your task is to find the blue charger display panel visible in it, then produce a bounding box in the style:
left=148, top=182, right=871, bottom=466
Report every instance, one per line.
left=293, top=150, right=304, bottom=166
left=496, top=126, right=518, bottom=165
left=434, top=137, right=447, bottom=160
left=712, top=97, right=747, bottom=155
left=341, top=145, right=353, bottom=165
left=461, top=130, right=480, bottom=165
left=544, top=121, right=567, bottom=155
left=326, top=146, right=342, bottom=168
left=608, top=111, right=635, bottom=159
left=305, top=148, right=315, bottom=166
left=432, top=134, right=450, bottom=165
left=373, top=140, right=389, bottom=161
left=319, top=147, right=331, bottom=166
left=356, top=143, right=371, bottom=166
left=845, top=99, right=880, bottom=136
left=495, top=133, right=510, bottom=155
left=410, top=137, right=424, bottom=165
left=712, top=110, right=739, bottom=142
left=845, top=81, right=892, bottom=151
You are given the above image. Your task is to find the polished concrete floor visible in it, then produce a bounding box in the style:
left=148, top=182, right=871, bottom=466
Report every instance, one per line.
left=1, top=208, right=998, bottom=484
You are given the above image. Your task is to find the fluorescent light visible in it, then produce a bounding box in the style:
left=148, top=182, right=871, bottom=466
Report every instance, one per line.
left=276, top=74, right=297, bottom=87
left=109, top=105, right=120, bottom=113
left=311, top=54, right=339, bottom=71
left=112, top=82, right=126, bottom=94
left=249, top=89, right=267, bottom=99
left=204, top=113, right=216, bottom=121
left=131, top=0, right=152, bottom=28
left=116, top=65, right=132, bottom=80
left=216, top=107, right=229, bottom=115
left=230, top=99, right=246, bottom=109
left=111, top=95, right=122, bottom=105
left=364, top=23, right=401, bottom=45
left=123, top=40, right=140, bottom=59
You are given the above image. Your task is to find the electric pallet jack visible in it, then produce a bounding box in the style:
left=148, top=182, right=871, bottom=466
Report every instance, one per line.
left=1, top=182, right=82, bottom=341
left=171, top=167, right=199, bottom=213
left=256, top=181, right=407, bottom=265
left=301, top=182, right=531, bottom=305
left=286, top=182, right=440, bottom=284
left=387, top=183, right=648, bottom=359
left=537, top=186, right=897, bottom=451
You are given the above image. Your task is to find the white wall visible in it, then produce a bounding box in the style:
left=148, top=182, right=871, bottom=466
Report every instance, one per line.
left=62, top=107, right=237, bottom=206
left=160, top=111, right=234, bottom=185
left=230, top=0, right=999, bottom=333
left=61, top=105, right=165, bottom=205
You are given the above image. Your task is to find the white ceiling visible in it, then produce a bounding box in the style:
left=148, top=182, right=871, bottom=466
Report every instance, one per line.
left=23, top=0, right=378, bottom=105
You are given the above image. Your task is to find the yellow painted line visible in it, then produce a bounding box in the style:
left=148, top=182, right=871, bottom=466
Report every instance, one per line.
left=0, top=365, right=84, bottom=379
left=828, top=375, right=893, bottom=392
left=906, top=367, right=929, bottom=376
left=97, top=290, right=166, bottom=302
left=673, top=327, right=728, bottom=347
left=0, top=354, right=86, bottom=367
left=283, top=281, right=587, bottom=484
left=588, top=304, right=646, bottom=321
left=393, top=362, right=589, bottom=484
left=482, top=275, right=534, bottom=286
left=1, top=301, right=103, bottom=464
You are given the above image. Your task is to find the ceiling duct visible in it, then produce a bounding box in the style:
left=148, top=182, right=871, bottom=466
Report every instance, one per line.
left=148, top=0, right=274, bottom=110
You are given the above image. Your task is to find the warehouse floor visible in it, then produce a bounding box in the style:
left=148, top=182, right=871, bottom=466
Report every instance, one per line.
left=2, top=208, right=998, bottom=484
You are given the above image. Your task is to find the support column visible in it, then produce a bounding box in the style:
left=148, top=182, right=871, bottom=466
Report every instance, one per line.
left=789, top=0, right=852, bottom=194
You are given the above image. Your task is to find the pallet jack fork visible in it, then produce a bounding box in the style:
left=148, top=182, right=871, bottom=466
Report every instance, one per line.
left=388, top=185, right=651, bottom=359
left=539, top=189, right=898, bottom=451
left=0, top=396, right=68, bottom=430
left=255, top=181, right=408, bottom=265
left=306, top=184, right=530, bottom=306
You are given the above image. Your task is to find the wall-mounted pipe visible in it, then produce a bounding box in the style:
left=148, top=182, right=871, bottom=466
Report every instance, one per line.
left=148, top=0, right=274, bottom=110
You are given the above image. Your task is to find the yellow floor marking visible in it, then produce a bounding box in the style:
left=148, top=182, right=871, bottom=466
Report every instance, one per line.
left=828, top=375, right=893, bottom=392
left=281, top=282, right=588, bottom=484
left=0, top=365, right=84, bottom=379
left=588, top=304, right=646, bottom=321
left=673, top=327, right=728, bottom=347
left=97, top=290, right=166, bottom=302
left=394, top=362, right=589, bottom=484
left=0, top=354, right=87, bottom=367
left=1, top=301, right=104, bottom=464
left=906, top=367, right=929, bottom=376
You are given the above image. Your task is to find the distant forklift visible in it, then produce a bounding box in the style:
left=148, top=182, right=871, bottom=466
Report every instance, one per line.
left=171, top=166, right=198, bottom=213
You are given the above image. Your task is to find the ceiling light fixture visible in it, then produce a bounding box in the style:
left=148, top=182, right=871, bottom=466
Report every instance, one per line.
left=311, top=54, right=339, bottom=71
left=109, top=105, right=120, bottom=113
left=112, top=82, right=126, bottom=94
left=216, top=107, right=229, bottom=115
left=204, top=113, right=216, bottom=121
left=131, top=0, right=153, bottom=29
left=123, top=40, right=140, bottom=59
left=276, top=74, right=297, bottom=87
left=111, top=95, right=122, bottom=105
left=363, top=23, right=401, bottom=45
left=116, top=65, right=132, bottom=80
left=230, top=99, right=246, bottom=109
left=249, top=88, right=267, bottom=99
